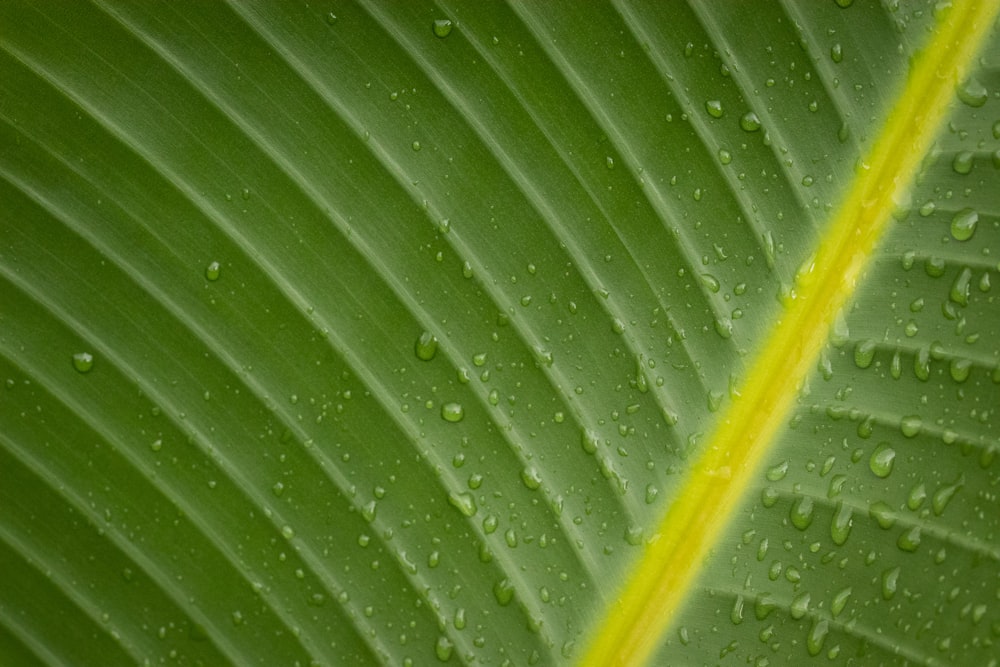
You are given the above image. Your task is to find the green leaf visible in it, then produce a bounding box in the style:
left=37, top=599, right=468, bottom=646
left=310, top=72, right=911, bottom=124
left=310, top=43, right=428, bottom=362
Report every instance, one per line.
left=0, top=2, right=997, bottom=666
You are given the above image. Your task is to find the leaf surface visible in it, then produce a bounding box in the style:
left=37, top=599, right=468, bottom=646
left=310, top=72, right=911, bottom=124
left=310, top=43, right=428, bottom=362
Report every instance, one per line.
left=0, top=2, right=997, bottom=666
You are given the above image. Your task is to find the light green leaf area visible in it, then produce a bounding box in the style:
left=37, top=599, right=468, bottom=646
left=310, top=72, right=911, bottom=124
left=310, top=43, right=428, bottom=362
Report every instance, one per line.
left=0, top=2, right=997, bottom=666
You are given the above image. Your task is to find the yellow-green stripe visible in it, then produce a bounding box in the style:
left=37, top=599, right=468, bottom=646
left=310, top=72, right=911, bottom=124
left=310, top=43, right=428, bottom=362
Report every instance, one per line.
left=579, top=3, right=1000, bottom=665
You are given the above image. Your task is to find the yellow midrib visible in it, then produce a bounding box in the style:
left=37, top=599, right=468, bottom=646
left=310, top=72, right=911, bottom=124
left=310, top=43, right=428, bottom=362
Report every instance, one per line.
left=580, top=4, right=999, bottom=666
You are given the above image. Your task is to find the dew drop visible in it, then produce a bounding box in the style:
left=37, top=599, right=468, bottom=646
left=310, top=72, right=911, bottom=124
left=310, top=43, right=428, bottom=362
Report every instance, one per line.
left=932, top=476, right=963, bottom=515
left=806, top=618, right=829, bottom=656
left=957, top=77, right=988, bottom=107
left=441, top=402, right=465, bottom=423
left=766, top=460, right=788, bottom=482
left=830, top=43, right=843, bottom=63
left=730, top=595, right=745, bottom=625
left=831, top=587, right=852, bottom=617
left=205, top=261, right=221, bottom=281
left=896, top=526, right=921, bottom=552
left=952, top=151, right=974, bottom=175
left=520, top=466, right=542, bottom=490
left=900, top=415, right=921, bottom=438
left=435, top=635, right=454, bottom=661
left=705, top=99, right=724, bottom=118
left=881, top=566, right=900, bottom=600
left=853, top=339, right=876, bottom=369
left=790, top=592, right=810, bottom=619
left=950, top=208, right=979, bottom=241
left=493, top=578, right=514, bottom=606
left=869, top=500, right=896, bottom=529
left=830, top=501, right=853, bottom=546
left=72, top=352, right=94, bottom=373
left=415, top=331, right=438, bottom=360
left=447, top=491, right=476, bottom=517
left=432, top=19, right=453, bottom=38
left=869, top=443, right=895, bottom=478
left=790, top=495, right=814, bottom=530
left=740, top=111, right=761, bottom=132
left=950, top=266, right=973, bottom=306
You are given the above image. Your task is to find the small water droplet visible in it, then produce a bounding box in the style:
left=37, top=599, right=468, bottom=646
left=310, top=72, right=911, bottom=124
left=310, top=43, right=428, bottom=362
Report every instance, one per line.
left=520, top=466, right=541, bottom=490
left=448, top=491, right=476, bottom=517
left=730, top=595, right=745, bottom=625
left=281, top=525, right=295, bottom=540
left=932, top=476, right=963, bottom=515
left=869, top=500, right=896, bottom=529
left=205, top=261, right=221, bottom=281
left=881, top=566, right=900, bottom=599
left=869, top=443, right=896, bottom=478
left=900, top=415, right=921, bottom=438
left=415, top=331, right=438, bottom=360
left=441, top=402, right=465, bottom=423
left=830, top=43, right=843, bottom=63
left=765, top=460, right=788, bottom=482
left=950, top=208, right=979, bottom=241
left=896, top=526, right=921, bottom=552
left=493, top=578, right=514, bottom=606
left=435, top=635, right=454, bottom=661
left=790, top=592, right=810, bottom=619
left=72, top=352, right=94, bottom=373
left=432, top=19, right=453, bottom=38
left=740, top=111, right=761, bottom=132
left=705, top=99, right=724, bottom=118
left=853, top=339, right=876, bottom=369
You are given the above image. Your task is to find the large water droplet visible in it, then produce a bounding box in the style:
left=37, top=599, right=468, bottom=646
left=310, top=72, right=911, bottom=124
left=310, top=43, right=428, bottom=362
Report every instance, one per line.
left=957, top=77, right=988, bottom=107
left=881, top=566, right=900, bottom=600
left=830, top=501, right=853, bottom=545
left=205, top=261, right=221, bottom=281
left=705, top=99, right=724, bottom=118
left=869, top=443, right=895, bottom=478
left=790, top=495, right=814, bottom=530
left=950, top=208, right=979, bottom=241
left=448, top=491, right=476, bottom=517
left=897, top=526, right=921, bottom=552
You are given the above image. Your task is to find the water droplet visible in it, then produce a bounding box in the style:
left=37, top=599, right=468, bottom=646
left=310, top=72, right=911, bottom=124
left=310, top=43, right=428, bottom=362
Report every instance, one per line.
left=441, top=402, right=464, bottom=423
left=493, top=578, right=514, bottom=606
left=717, top=148, right=732, bottom=165
left=869, top=443, right=895, bottom=478
left=432, top=19, right=453, bottom=38
left=624, top=523, right=644, bottom=546
left=205, top=261, right=221, bottom=281
left=897, top=526, right=921, bottom=552
left=957, top=77, right=988, bottom=107
left=754, top=593, right=776, bottom=620
left=765, top=460, right=788, bottom=482
left=881, top=566, right=900, bottom=599
left=831, top=587, right=852, bottom=617
left=272, top=481, right=284, bottom=497
left=739, top=111, right=761, bottom=131
left=281, top=525, right=295, bottom=540
left=700, top=273, right=721, bottom=293
left=705, top=99, right=724, bottom=118
left=730, top=595, right=745, bottom=625
left=72, top=352, right=94, bottom=373
left=790, top=592, right=810, bottom=619
left=952, top=150, right=974, bottom=175
left=830, top=501, right=853, bottom=545
left=581, top=429, right=599, bottom=454
left=361, top=500, right=377, bottom=522
left=853, top=339, right=876, bottom=369
left=835, top=0, right=853, bottom=7
left=900, top=415, right=921, bottom=438
left=830, top=43, right=843, bottom=63
left=790, top=495, right=814, bottom=530
left=932, top=476, right=963, bottom=515
left=950, top=266, right=973, bottom=306
left=435, top=635, right=454, bottom=661
left=869, top=500, right=896, bottom=529
left=520, top=466, right=541, bottom=490
left=950, top=208, right=978, bottom=241
left=415, top=331, right=438, bottom=360
left=448, top=491, right=476, bottom=517
left=806, top=618, right=829, bottom=656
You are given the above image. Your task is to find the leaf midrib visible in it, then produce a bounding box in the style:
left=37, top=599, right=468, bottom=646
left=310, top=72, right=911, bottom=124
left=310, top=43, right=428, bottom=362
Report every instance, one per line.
left=580, top=3, right=1000, bottom=665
